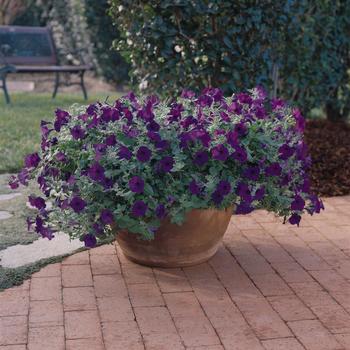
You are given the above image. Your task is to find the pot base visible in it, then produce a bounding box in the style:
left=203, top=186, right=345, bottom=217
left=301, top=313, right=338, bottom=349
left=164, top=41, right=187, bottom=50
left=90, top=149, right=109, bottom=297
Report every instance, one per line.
left=116, top=207, right=233, bottom=268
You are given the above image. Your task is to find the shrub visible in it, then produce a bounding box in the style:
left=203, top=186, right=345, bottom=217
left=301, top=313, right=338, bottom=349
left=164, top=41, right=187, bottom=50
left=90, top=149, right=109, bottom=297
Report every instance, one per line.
left=109, top=0, right=350, bottom=119
left=9, top=87, right=323, bottom=247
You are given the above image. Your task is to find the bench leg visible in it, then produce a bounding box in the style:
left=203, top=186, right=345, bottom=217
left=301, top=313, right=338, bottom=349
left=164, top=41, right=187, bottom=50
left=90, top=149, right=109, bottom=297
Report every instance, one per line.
left=52, top=72, right=59, bottom=99
left=2, top=75, right=11, bottom=104
left=79, top=71, right=88, bottom=100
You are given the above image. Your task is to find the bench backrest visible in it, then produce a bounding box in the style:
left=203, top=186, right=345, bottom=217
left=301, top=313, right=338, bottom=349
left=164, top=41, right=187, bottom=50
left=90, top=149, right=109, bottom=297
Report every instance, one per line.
left=0, top=25, right=57, bottom=65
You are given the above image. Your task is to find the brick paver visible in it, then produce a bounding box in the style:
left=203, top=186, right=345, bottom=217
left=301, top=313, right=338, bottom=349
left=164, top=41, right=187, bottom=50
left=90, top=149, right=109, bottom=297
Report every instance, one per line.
left=1, top=198, right=350, bottom=349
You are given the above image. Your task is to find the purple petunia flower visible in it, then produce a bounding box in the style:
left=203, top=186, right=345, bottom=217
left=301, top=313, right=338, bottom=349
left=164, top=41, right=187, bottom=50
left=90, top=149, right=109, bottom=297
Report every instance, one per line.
left=155, top=204, right=166, bottom=218
left=100, top=209, right=114, bottom=225
left=8, top=175, right=19, bottom=189
left=226, top=131, right=238, bottom=148
left=54, top=109, right=70, bottom=132
left=197, top=94, right=213, bottom=108
left=159, top=156, right=174, bottom=172
left=265, top=163, right=282, bottom=177
left=254, top=186, right=265, bottom=200
left=83, top=234, right=97, bottom=248
left=234, top=122, right=248, bottom=137
left=236, top=202, right=254, bottom=214
left=189, top=180, right=201, bottom=195
left=289, top=213, right=301, bottom=226
left=70, top=196, right=86, bottom=213
left=88, top=162, right=105, bottom=182
left=105, top=135, right=117, bottom=146
left=216, top=180, right=231, bottom=195
left=28, top=195, right=46, bottom=210
left=55, top=152, right=67, bottom=162
left=212, top=144, right=229, bottom=161
left=279, top=144, right=294, bottom=160
left=271, top=98, right=286, bottom=110
left=118, top=146, right=132, bottom=160
left=147, top=120, right=160, bottom=132
left=92, top=223, right=103, bottom=235
left=236, top=182, right=252, bottom=202
left=212, top=191, right=224, bottom=205
left=156, top=140, right=169, bottom=151
left=243, top=166, right=260, bottom=181
left=70, top=125, right=86, bottom=140
left=231, top=146, right=247, bottom=163
left=291, top=195, right=305, bottom=211
left=293, top=108, right=305, bottom=132
left=309, top=195, right=324, bottom=214
left=147, top=131, right=161, bottom=143
left=181, top=89, right=196, bottom=99
left=25, top=153, right=41, bottom=168
left=193, top=150, right=209, bottom=167
left=129, top=176, right=145, bottom=193
left=131, top=200, right=148, bottom=217
left=136, top=146, right=152, bottom=162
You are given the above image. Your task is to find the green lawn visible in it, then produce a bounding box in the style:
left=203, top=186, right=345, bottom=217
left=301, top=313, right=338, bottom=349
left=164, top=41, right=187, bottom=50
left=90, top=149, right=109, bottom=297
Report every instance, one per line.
left=0, top=92, right=121, bottom=174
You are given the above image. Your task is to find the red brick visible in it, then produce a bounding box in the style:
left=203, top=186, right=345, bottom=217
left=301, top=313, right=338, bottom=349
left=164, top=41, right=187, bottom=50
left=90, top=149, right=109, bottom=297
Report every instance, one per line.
left=128, top=283, right=164, bottom=307
left=0, top=289, right=29, bottom=316
left=63, top=287, right=96, bottom=311
left=62, top=251, right=90, bottom=265
left=62, top=264, right=93, bottom=287
left=0, top=345, right=26, bottom=350
left=135, top=306, right=184, bottom=349
left=262, top=338, right=305, bottom=350
left=310, top=270, right=350, bottom=293
left=187, top=346, right=225, bottom=350
left=0, top=316, right=27, bottom=346
left=28, top=326, right=64, bottom=350
left=154, top=268, right=192, bottom=293
left=309, top=299, right=350, bottom=334
left=223, top=233, right=259, bottom=257
left=90, top=244, right=116, bottom=255
left=30, top=277, right=61, bottom=301
left=250, top=210, right=280, bottom=223
left=66, top=338, right=104, bottom=350
left=164, top=292, right=221, bottom=347
left=288, top=319, right=343, bottom=350
left=32, top=263, right=61, bottom=278
left=97, top=296, right=134, bottom=322
left=291, top=226, right=325, bottom=242
left=29, top=300, right=63, bottom=327
left=233, top=295, right=292, bottom=340
left=250, top=273, right=293, bottom=297
left=235, top=253, right=274, bottom=276
left=267, top=295, right=315, bottom=321
left=185, top=265, right=264, bottom=350
left=65, top=310, right=101, bottom=339
left=90, top=254, right=120, bottom=275
left=123, top=265, right=155, bottom=284
left=102, top=321, right=144, bottom=350
left=271, top=261, right=313, bottom=283
left=334, top=334, right=350, bottom=350
left=234, top=215, right=262, bottom=230
left=93, top=274, right=128, bottom=298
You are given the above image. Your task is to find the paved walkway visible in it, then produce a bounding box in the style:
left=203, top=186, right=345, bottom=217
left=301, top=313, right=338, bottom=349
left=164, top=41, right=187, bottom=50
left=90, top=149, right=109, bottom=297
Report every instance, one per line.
left=1, top=196, right=350, bottom=350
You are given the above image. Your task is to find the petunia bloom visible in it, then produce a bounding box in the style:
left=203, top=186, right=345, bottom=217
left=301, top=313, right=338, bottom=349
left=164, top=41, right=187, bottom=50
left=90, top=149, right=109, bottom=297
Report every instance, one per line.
left=100, top=209, right=114, bottom=225
left=129, top=176, right=145, bottom=193
left=136, top=146, right=152, bottom=162
left=70, top=196, right=86, bottom=213
left=131, top=200, right=148, bottom=217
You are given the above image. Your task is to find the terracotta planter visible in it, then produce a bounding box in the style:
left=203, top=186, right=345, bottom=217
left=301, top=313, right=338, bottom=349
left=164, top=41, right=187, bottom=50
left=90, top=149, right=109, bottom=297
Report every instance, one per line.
left=116, top=207, right=233, bottom=268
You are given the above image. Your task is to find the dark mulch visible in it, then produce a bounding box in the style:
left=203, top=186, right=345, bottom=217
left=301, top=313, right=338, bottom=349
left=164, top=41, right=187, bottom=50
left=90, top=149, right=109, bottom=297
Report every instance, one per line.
left=305, top=119, right=350, bottom=197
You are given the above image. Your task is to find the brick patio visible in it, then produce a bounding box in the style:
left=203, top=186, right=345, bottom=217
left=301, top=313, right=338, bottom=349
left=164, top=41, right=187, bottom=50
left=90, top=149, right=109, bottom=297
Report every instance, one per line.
left=1, top=196, right=350, bottom=350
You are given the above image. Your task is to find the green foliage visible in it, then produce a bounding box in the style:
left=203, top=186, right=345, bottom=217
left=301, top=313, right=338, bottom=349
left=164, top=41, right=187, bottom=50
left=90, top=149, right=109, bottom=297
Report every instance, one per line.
left=109, top=0, right=350, bottom=119
left=84, top=0, right=130, bottom=84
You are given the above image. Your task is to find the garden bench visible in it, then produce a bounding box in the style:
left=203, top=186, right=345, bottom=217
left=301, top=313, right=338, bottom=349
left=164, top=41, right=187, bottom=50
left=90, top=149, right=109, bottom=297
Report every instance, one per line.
left=0, top=25, right=93, bottom=104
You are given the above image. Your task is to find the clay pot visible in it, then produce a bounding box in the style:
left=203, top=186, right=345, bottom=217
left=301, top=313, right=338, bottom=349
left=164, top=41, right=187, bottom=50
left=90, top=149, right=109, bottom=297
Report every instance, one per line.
left=116, top=207, right=233, bottom=268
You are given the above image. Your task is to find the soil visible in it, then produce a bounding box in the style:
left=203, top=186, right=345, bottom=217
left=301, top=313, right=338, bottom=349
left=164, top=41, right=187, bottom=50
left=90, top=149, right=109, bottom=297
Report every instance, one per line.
left=305, top=119, right=350, bottom=197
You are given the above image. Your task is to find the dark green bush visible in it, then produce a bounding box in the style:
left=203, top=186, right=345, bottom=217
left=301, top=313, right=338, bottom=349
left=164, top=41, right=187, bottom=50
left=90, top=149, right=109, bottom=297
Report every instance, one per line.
left=109, top=0, right=350, bottom=119
left=84, top=0, right=129, bottom=84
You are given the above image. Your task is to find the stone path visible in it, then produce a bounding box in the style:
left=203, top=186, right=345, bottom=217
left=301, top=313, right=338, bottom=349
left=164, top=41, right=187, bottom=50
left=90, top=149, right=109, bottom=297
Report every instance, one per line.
left=1, top=196, right=350, bottom=350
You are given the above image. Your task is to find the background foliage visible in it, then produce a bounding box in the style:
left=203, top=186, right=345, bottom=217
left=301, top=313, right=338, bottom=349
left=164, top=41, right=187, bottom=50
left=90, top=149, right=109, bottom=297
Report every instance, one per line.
left=12, top=0, right=129, bottom=85
left=109, top=0, right=350, bottom=119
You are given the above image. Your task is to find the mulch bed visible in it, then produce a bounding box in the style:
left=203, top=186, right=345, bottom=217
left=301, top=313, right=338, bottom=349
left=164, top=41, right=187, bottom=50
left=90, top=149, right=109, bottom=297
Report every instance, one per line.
left=305, top=119, right=350, bottom=197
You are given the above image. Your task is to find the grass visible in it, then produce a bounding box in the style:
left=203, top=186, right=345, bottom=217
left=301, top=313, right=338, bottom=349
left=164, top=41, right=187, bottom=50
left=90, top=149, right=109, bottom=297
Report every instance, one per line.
left=0, top=92, right=120, bottom=174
